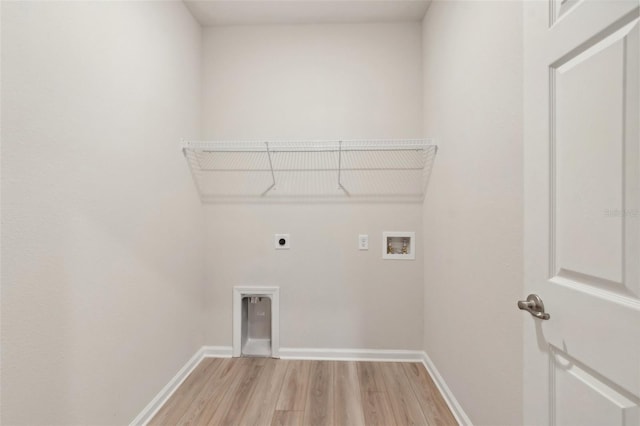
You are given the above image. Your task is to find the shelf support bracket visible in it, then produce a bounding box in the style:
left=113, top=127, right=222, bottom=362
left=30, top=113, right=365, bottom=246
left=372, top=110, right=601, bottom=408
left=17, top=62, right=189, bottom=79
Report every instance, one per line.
left=261, top=142, right=276, bottom=196
left=337, top=141, right=349, bottom=195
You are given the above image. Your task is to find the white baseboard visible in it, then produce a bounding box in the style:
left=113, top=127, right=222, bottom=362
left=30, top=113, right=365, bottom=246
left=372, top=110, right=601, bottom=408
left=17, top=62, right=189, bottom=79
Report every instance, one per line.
left=201, top=346, right=422, bottom=362
left=130, top=346, right=232, bottom=425
left=279, top=347, right=424, bottom=362
left=201, top=345, right=233, bottom=358
left=129, top=347, right=206, bottom=426
left=421, top=351, right=473, bottom=426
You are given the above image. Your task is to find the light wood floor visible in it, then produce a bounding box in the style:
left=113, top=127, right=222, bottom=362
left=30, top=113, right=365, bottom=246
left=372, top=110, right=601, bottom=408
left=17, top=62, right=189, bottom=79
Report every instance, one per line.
left=149, top=358, right=457, bottom=426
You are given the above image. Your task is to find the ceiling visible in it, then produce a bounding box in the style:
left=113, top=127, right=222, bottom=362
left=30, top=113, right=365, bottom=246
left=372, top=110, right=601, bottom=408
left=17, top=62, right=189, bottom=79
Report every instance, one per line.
left=183, top=1, right=432, bottom=26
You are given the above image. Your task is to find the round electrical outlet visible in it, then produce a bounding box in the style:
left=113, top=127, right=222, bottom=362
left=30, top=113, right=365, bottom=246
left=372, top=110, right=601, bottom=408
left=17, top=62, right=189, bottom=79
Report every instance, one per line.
left=274, top=234, right=290, bottom=249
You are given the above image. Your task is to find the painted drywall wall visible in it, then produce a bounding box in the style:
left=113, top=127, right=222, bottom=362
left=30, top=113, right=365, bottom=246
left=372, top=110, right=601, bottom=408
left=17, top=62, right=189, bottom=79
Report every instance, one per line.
left=421, top=2, right=524, bottom=425
left=202, top=23, right=423, bottom=140
left=205, top=203, right=424, bottom=349
left=202, top=23, right=425, bottom=349
left=1, top=2, right=204, bottom=424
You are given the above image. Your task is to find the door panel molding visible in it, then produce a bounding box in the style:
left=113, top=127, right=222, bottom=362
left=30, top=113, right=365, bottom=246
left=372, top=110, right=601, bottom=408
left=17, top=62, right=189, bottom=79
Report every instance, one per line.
left=550, top=269, right=639, bottom=306
left=549, top=12, right=640, bottom=299
left=549, top=345, right=640, bottom=426
left=550, top=0, right=585, bottom=28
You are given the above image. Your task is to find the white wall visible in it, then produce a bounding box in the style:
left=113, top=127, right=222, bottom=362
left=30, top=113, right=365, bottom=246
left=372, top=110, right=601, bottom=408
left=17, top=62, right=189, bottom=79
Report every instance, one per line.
left=202, top=23, right=423, bottom=140
left=1, top=2, right=204, bottom=424
left=202, top=23, right=425, bottom=349
left=421, top=2, right=524, bottom=425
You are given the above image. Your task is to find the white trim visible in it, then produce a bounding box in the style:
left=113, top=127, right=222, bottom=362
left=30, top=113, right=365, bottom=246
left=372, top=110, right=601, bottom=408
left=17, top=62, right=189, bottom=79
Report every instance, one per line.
left=201, top=345, right=233, bottom=358
left=279, top=347, right=424, bottom=362
left=421, top=351, right=473, bottom=426
left=129, top=347, right=205, bottom=426
left=233, top=286, right=280, bottom=357
left=131, top=346, right=233, bottom=425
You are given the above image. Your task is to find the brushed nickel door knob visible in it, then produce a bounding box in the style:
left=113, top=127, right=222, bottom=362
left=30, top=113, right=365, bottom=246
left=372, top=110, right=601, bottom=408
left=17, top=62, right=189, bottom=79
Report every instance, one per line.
left=517, top=294, right=550, bottom=320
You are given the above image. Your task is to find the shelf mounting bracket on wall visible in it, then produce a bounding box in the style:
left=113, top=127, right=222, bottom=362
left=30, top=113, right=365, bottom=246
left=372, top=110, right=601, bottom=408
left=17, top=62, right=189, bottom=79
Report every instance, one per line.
left=262, top=141, right=276, bottom=196
left=337, top=141, right=350, bottom=196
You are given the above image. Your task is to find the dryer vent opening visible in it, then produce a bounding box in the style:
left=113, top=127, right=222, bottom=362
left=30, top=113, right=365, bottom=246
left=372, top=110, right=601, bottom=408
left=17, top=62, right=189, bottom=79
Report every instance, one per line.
left=241, top=296, right=272, bottom=357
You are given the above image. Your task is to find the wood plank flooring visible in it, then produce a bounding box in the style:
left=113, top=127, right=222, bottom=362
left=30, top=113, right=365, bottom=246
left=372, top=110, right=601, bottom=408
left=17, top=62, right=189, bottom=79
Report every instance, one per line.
left=149, top=358, right=457, bottom=426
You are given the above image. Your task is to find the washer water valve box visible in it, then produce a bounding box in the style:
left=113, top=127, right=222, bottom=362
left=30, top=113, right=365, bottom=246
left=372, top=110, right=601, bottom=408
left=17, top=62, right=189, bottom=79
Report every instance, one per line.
left=382, top=232, right=415, bottom=260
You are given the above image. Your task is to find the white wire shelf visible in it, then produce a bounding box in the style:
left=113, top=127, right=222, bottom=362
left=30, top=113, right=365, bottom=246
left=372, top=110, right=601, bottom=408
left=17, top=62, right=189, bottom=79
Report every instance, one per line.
left=182, top=139, right=437, bottom=202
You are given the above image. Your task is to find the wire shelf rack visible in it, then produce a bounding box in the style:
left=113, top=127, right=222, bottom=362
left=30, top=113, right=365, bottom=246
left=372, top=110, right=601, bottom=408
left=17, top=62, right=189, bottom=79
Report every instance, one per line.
left=182, top=139, right=437, bottom=203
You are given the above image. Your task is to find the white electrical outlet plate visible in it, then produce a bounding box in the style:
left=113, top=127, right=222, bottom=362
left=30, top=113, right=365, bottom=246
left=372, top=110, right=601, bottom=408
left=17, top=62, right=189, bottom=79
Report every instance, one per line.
left=275, top=234, right=290, bottom=249
left=359, top=234, right=369, bottom=250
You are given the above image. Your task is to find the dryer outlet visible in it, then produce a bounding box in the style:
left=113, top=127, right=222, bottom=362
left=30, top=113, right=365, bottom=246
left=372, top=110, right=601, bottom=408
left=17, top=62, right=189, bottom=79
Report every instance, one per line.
left=275, top=234, right=290, bottom=249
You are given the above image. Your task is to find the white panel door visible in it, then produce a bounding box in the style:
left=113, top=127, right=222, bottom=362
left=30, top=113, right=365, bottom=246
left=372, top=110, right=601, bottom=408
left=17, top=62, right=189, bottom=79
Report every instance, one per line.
left=524, top=0, right=640, bottom=425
